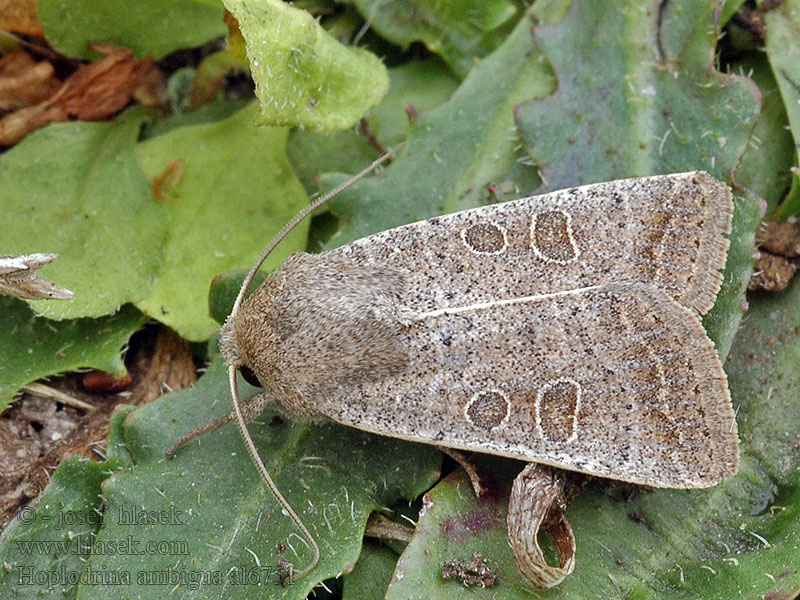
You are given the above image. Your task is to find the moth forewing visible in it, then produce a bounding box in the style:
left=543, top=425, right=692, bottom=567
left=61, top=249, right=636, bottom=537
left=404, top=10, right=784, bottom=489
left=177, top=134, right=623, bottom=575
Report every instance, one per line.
left=329, top=171, right=733, bottom=318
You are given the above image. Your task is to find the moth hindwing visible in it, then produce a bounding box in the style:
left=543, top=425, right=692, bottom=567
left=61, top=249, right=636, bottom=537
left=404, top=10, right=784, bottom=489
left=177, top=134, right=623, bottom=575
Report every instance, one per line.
left=228, top=171, right=737, bottom=489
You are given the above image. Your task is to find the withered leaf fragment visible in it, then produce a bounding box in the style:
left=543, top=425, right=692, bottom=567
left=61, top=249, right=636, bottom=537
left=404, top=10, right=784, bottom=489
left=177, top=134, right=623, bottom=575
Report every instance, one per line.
left=0, top=51, right=60, bottom=111
left=0, top=254, right=74, bottom=300
left=0, top=44, right=153, bottom=145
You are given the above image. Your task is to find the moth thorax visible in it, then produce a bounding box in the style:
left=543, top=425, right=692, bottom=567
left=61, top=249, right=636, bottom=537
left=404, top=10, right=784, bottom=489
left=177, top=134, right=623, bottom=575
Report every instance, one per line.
left=226, top=252, right=410, bottom=419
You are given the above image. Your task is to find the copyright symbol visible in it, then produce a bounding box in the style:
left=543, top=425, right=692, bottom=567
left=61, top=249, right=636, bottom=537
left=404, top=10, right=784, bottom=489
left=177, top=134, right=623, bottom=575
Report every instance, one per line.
left=18, top=506, right=35, bottom=525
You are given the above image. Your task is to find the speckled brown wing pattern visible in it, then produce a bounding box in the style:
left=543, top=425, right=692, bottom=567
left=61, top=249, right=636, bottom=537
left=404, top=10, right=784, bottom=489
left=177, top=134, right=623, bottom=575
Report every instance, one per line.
left=316, top=173, right=737, bottom=487
left=322, top=283, right=736, bottom=488
left=332, top=172, right=732, bottom=317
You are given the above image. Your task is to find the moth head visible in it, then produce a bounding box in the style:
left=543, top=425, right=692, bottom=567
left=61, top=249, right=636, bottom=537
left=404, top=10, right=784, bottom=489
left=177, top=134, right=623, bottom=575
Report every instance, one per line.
left=219, top=262, right=290, bottom=393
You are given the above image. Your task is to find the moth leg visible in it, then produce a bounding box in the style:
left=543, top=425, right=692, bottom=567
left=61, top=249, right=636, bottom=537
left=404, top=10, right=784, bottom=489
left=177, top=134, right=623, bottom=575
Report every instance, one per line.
left=507, top=463, right=576, bottom=589
left=438, top=446, right=485, bottom=497
left=164, top=392, right=271, bottom=458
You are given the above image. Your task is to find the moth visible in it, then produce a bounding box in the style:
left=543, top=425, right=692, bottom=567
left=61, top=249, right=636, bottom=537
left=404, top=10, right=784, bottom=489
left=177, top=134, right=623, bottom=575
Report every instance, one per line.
left=169, top=169, right=738, bottom=589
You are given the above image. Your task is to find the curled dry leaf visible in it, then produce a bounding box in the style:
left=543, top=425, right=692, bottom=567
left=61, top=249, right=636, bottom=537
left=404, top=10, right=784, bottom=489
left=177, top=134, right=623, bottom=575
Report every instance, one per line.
left=0, top=0, right=44, bottom=36
left=0, top=254, right=74, bottom=300
left=0, top=43, right=153, bottom=145
left=0, top=51, right=61, bottom=111
left=507, top=463, right=576, bottom=589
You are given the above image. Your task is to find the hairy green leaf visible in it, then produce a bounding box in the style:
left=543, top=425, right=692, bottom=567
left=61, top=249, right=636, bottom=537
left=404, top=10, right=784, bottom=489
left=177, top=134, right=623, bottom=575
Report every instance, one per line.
left=346, top=0, right=519, bottom=77
left=1, top=113, right=168, bottom=320
left=288, top=59, right=459, bottom=194
left=224, top=0, right=389, bottom=131
left=0, top=298, right=147, bottom=412
left=733, top=53, right=797, bottom=214
left=515, top=1, right=760, bottom=190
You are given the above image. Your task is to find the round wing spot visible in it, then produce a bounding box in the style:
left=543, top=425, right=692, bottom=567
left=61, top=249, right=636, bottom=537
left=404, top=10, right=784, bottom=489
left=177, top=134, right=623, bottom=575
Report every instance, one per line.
left=464, top=389, right=510, bottom=430
left=530, top=210, right=580, bottom=263
left=460, top=222, right=508, bottom=255
left=535, top=378, right=581, bottom=442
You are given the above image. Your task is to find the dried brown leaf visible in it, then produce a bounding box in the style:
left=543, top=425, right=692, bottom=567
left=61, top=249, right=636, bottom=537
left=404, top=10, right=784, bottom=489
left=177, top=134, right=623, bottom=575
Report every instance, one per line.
left=756, top=220, right=800, bottom=258
left=0, top=254, right=74, bottom=300
left=50, top=43, right=153, bottom=120
left=0, top=0, right=44, bottom=36
left=0, top=51, right=61, bottom=111
left=151, top=158, right=185, bottom=203
left=0, top=44, right=153, bottom=145
left=749, top=220, right=800, bottom=291
left=507, top=463, right=576, bottom=589
left=749, top=251, right=797, bottom=292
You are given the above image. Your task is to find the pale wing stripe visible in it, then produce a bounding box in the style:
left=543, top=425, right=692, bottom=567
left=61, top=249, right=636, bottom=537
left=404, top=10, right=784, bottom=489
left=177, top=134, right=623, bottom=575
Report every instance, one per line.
left=414, top=285, right=606, bottom=319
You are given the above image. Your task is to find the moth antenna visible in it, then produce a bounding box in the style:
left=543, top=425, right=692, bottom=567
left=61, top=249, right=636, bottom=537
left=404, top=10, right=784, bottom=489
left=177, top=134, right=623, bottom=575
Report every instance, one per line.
left=228, top=365, right=320, bottom=579
left=226, top=144, right=402, bottom=581
left=230, top=144, right=403, bottom=320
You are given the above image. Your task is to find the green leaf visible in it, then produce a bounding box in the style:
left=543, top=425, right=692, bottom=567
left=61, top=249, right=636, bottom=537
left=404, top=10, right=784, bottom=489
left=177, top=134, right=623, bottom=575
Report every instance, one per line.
left=37, top=0, right=226, bottom=60
left=1, top=113, right=169, bottom=321
left=733, top=53, right=797, bottom=214
left=223, top=0, right=389, bottom=132
left=319, top=9, right=560, bottom=249
left=207, top=269, right=268, bottom=325
left=763, top=0, right=800, bottom=219
left=342, top=544, right=399, bottom=600
left=141, top=98, right=250, bottom=140
left=72, top=356, right=441, bottom=599
left=515, top=0, right=760, bottom=190
left=0, top=457, right=110, bottom=599
left=288, top=58, right=459, bottom=193
left=701, top=190, right=762, bottom=361
left=0, top=298, right=147, bottom=412
left=345, top=0, right=520, bottom=78
left=386, top=463, right=533, bottom=599
left=721, top=0, right=748, bottom=26
left=2, top=102, right=307, bottom=341
left=134, top=102, right=309, bottom=341
left=727, top=280, right=800, bottom=491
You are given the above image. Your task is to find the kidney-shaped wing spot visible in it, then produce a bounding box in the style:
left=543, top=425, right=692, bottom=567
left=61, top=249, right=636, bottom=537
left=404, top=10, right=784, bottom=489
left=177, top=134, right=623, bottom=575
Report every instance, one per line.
left=530, top=210, right=580, bottom=264
left=535, top=378, right=582, bottom=443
